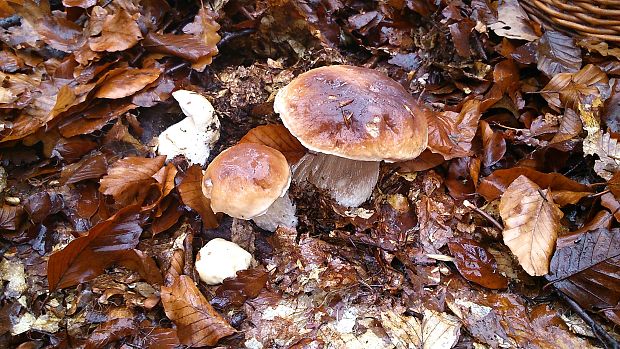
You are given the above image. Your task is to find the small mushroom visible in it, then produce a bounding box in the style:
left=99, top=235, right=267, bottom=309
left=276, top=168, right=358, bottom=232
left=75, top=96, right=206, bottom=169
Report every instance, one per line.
left=195, top=238, right=252, bottom=285
left=274, top=65, right=429, bottom=207
left=202, top=142, right=297, bottom=232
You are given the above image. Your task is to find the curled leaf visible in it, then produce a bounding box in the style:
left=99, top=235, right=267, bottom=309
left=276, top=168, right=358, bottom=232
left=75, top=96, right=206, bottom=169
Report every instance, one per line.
left=240, top=124, right=306, bottom=164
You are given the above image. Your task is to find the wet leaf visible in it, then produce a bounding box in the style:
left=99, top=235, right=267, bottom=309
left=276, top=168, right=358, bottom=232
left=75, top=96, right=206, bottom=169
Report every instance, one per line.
left=142, top=327, right=181, bottom=349
left=240, top=124, right=306, bottom=164
left=478, top=167, right=590, bottom=201
left=448, top=238, right=508, bottom=289
left=480, top=120, right=506, bottom=167
left=99, top=156, right=166, bottom=205
left=94, top=68, right=161, bottom=99
left=161, top=275, right=235, bottom=347
left=550, top=109, right=582, bottom=144
left=177, top=164, right=218, bottom=229
left=84, top=318, right=136, bottom=349
left=427, top=100, right=482, bottom=160
left=536, top=31, right=581, bottom=78
left=47, top=205, right=143, bottom=290
left=547, top=228, right=620, bottom=325
left=499, top=175, right=563, bottom=276
left=60, top=153, right=108, bottom=185
left=89, top=9, right=142, bottom=52
left=0, top=205, right=24, bottom=230
left=212, top=268, right=269, bottom=308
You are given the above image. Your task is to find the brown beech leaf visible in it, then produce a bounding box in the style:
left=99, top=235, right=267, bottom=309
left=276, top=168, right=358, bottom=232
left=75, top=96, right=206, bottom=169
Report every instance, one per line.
left=0, top=205, right=24, bottom=230
left=601, top=193, right=620, bottom=223
left=142, top=6, right=220, bottom=72
left=609, top=171, right=620, bottom=199
left=161, top=275, right=236, bottom=347
left=550, top=109, right=582, bottom=144
left=428, top=99, right=482, bottom=160
left=396, top=149, right=446, bottom=172
left=60, top=153, right=108, bottom=185
left=178, top=164, right=218, bottom=229
left=84, top=318, right=136, bottom=349
left=547, top=228, right=620, bottom=325
left=489, top=0, right=537, bottom=41
left=584, top=129, right=620, bottom=180
left=448, top=238, right=508, bottom=289
left=47, top=205, right=143, bottom=290
left=99, top=156, right=166, bottom=204
left=478, top=167, right=590, bottom=201
left=212, top=268, right=269, bottom=308
left=542, top=64, right=609, bottom=110
left=95, top=68, right=161, bottom=99
left=141, top=327, right=181, bottom=349
left=89, top=9, right=142, bottom=52
left=240, top=124, right=306, bottom=164
left=480, top=120, right=506, bottom=167
left=551, top=190, right=590, bottom=206
left=536, top=30, right=581, bottom=78
left=499, top=175, right=563, bottom=276
left=116, top=249, right=163, bottom=286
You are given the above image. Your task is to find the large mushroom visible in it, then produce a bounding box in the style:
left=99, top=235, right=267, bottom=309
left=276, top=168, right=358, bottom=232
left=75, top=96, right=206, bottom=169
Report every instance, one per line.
left=202, top=142, right=297, bottom=232
left=273, top=65, right=429, bottom=207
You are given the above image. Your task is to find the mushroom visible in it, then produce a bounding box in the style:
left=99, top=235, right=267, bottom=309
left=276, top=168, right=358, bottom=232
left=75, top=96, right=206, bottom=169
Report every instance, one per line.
left=273, top=65, right=429, bottom=207
left=202, top=142, right=297, bottom=232
left=195, top=238, right=252, bottom=285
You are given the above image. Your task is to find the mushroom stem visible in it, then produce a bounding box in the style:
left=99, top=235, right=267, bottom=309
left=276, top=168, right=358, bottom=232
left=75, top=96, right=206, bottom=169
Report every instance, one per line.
left=293, top=153, right=380, bottom=207
left=252, top=193, right=298, bottom=232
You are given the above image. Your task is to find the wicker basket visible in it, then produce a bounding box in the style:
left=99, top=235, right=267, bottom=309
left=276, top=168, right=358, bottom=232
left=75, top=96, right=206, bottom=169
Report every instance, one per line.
left=521, top=0, right=620, bottom=43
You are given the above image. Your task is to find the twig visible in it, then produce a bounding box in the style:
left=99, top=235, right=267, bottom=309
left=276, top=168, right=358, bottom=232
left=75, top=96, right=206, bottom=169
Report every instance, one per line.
left=555, top=289, right=620, bottom=349
left=463, top=200, right=504, bottom=231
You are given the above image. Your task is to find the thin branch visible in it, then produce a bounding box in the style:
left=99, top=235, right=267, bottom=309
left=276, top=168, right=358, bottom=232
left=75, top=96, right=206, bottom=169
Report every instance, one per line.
left=556, top=289, right=620, bottom=349
left=463, top=200, right=504, bottom=231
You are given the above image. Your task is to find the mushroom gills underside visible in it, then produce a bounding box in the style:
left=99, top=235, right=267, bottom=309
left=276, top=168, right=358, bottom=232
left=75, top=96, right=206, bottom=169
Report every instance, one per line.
left=252, top=193, right=298, bottom=232
left=292, top=153, right=380, bottom=207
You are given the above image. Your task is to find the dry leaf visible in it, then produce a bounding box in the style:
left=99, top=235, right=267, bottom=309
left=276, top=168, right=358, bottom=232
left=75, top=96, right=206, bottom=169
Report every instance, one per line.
left=489, top=0, right=537, bottom=41
left=542, top=64, right=609, bottom=110
left=161, top=275, right=235, bottom=347
left=177, top=164, right=219, bottom=229
left=499, top=175, right=563, bottom=276
left=427, top=99, right=482, bottom=160
left=239, top=124, right=306, bottom=164
left=99, top=156, right=166, bottom=205
left=47, top=205, right=143, bottom=290
left=480, top=120, right=506, bottom=167
left=95, top=68, right=161, bottom=99
left=88, top=9, right=142, bottom=52
left=381, top=309, right=461, bottom=349
left=536, top=31, right=581, bottom=78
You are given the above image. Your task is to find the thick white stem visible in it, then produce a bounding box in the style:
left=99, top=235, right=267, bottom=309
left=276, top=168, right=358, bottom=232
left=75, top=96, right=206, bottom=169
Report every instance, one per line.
left=252, top=193, right=298, bottom=232
left=292, top=153, right=380, bottom=207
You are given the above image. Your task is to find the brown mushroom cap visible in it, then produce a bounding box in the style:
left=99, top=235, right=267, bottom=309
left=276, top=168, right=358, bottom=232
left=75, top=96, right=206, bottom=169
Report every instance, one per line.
left=273, top=65, right=428, bottom=162
left=202, top=143, right=291, bottom=219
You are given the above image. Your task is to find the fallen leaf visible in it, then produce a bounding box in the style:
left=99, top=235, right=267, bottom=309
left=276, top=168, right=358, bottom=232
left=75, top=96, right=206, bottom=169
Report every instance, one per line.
left=551, top=190, right=590, bottom=207
left=84, top=318, right=136, bottom=349
left=212, top=268, right=270, bottom=308
left=428, top=99, right=482, bottom=160
left=601, top=193, right=620, bottom=223
left=99, top=156, right=166, bottom=205
left=536, top=31, right=581, bottom=78
left=550, top=109, right=582, bottom=144
left=448, top=238, right=508, bottom=289
left=396, top=149, right=446, bottom=173
left=489, top=0, right=538, bottom=41
left=142, top=6, right=220, bottom=71
left=161, top=275, right=235, bottom=347
left=95, top=68, right=161, bottom=99
left=478, top=167, right=590, bottom=201
left=88, top=9, right=142, bottom=52
left=542, top=64, right=609, bottom=110
left=0, top=205, right=24, bottom=230
left=499, top=175, right=563, bottom=276
left=47, top=205, right=143, bottom=290
left=381, top=309, right=461, bottom=349
left=240, top=124, right=306, bottom=164
left=59, top=153, right=108, bottom=185
left=480, top=120, right=506, bottom=167
left=141, top=327, right=181, bottom=349
left=584, top=129, right=620, bottom=181
left=547, top=228, right=620, bottom=325
left=177, top=164, right=218, bottom=229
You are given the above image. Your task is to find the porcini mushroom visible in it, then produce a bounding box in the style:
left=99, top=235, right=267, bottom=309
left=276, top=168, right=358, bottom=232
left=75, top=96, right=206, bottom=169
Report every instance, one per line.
left=202, top=142, right=297, bottom=232
left=273, top=65, right=429, bottom=207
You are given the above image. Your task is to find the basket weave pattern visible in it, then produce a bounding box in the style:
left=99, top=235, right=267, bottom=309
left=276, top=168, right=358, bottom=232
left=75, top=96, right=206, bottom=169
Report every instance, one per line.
left=521, top=0, right=620, bottom=42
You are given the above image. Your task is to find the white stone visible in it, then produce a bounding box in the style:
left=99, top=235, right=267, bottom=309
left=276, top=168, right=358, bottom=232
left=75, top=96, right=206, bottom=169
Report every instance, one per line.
left=157, top=90, right=220, bottom=165
left=195, top=238, right=252, bottom=285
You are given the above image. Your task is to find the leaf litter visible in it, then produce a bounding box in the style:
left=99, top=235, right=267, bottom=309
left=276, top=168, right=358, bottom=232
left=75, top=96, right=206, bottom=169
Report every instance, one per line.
left=0, top=0, right=620, bottom=348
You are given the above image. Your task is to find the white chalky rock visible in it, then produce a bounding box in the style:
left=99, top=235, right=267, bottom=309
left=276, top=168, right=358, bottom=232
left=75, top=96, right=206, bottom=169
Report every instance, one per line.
left=157, top=90, right=220, bottom=165
left=195, top=238, right=252, bottom=285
